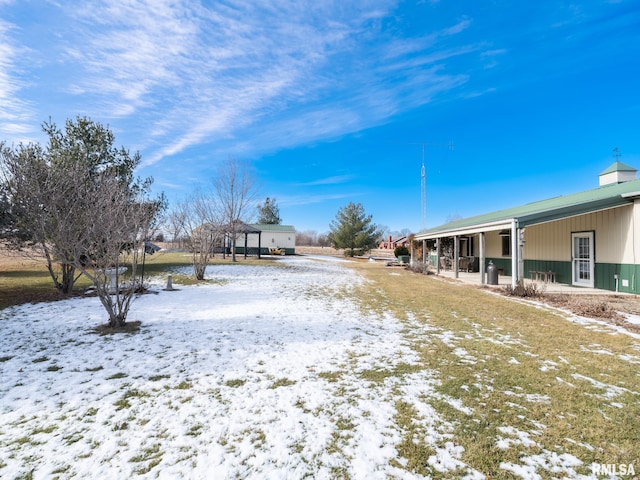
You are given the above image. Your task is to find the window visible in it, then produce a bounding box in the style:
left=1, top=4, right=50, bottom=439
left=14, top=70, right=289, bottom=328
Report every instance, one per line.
left=500, top=230, right=511, bottom=256
left=459, top=236, right=475, bottom=256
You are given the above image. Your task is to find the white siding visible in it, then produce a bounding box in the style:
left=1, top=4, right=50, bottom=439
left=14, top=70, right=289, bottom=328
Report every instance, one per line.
left=236, top=230, right=295, bottom=249
left=485, top=231, right=506, bottom=258
left=522, top=204, right=636, bottom=263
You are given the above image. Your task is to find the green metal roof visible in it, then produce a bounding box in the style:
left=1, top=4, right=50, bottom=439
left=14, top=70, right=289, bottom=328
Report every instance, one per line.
left=600, top=161, right=637, bottom=175
left=251, top=224, right=296, bottom=232
left=415, top=178, right=640, bottom=239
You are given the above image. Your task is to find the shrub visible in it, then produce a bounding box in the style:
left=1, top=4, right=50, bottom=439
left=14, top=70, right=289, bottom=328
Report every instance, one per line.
left=343, top=248, right=367, bottom=257
left=394, top=246, right=409, bottom=257
left=502, top=282, right=546, bottom=298
left=408, top=262, right=431, bottom=275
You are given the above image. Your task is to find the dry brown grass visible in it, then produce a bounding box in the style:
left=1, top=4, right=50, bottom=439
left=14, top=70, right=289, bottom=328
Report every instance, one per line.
left=0, top=250, right=92, bottom=309
left=348, top=258, right=640, bottom=475
left=0, top=249, right=281, bottom=310
left=295, top=245, right=396, bottom=258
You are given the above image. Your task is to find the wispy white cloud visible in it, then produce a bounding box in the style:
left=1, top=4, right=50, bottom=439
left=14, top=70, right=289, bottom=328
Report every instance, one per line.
left=21, top=0, right=478, bottom=166
left=1, top=1, right=482, bottom=165
left=296, top=175, right=356, bottom=186
left=63, top=1, right=200, bottom=113
left=277, top=191, right=360, bottom=207
left=0, top=19, right=36, bottom=139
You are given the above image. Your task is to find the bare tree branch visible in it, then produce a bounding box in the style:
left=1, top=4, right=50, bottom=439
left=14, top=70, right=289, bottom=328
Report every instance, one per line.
left=212, top=157, right=260, bottom=262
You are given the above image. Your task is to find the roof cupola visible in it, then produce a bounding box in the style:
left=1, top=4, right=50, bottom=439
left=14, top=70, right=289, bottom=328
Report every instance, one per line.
left=599, top=150, right=637, bottom=186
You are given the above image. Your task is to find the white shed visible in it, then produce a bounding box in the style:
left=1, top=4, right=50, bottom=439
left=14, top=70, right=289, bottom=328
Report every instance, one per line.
left=235, top=224, right=296, bottom=255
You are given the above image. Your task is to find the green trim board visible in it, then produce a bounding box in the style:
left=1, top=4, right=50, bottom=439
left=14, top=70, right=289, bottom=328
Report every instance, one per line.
left=524, top=260, right=570, bottom=285
left=234, top=247, right=295, bottom=255
left=486, top=258, right=512, bottom=276
left=430, top=255, right=639, bottom=293
left=595, top=262, right=640, bottom=293
left=250, top=224, right=296, bottom=233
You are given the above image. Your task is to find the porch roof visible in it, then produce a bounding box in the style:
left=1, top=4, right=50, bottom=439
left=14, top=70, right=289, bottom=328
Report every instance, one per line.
left=250, top=224, right=296, bottom=233
left=415, top=178, right=640, bottom=239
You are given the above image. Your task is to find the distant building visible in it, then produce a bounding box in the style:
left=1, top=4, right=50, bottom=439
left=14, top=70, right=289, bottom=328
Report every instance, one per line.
left=235, top=224, right=296, bottom=255
left=379, top=235, right=409, bottom=249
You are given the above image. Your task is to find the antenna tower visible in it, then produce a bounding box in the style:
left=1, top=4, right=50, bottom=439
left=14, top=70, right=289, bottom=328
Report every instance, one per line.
left=420, top=145, right=426, bottom=229
left=410, top=141, right=453, bottom=229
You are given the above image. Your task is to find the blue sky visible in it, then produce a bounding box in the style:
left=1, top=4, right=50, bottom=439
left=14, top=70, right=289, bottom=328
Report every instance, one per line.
left=1, top=1, right=639, bottom=236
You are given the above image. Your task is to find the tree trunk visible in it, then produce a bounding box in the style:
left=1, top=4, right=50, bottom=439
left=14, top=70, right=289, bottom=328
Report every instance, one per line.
left=60, top=264, right=76, bottom=294
left=42, top=246, right=76, bottom=294
left=108, top=313, right=127, bottom=329
left=194, top=264, right=206, bottom=280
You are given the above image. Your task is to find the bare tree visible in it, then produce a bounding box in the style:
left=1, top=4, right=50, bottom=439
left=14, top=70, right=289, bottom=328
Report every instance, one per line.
left=166, top=208, right=187, bottom=248
left=1, top=117, right=164, bottom=327
left=317, top=233, right=330, bottom=247
left=174, top=191, right=222, bottom=280
left=212, top=157, right=260, bottom=262
left=0, top=117, right=148, bottom=294
left=295, top=230, right=318, bottom=246
left=1, top=142, right=80, bottom=292
left=65, top=173, right=159, bottom=328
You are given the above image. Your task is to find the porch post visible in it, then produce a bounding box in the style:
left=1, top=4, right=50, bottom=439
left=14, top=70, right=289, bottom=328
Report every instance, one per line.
left=422, top=239, right=427, bottom=265
left=223, top=233, right=227, bottom=259
left=511, top=219, right=518, bottom=288
left=479, top=232, right=486, bottom=285
left=436, top=239, right=441, bottom=274
left=454, top=235, right=459, bottom=279
left=518, top=228, right=525, bottom=286
left=258, top=231, right=262, bottom=259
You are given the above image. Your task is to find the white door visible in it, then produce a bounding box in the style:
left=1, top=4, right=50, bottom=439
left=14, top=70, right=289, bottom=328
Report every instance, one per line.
left=572, top=232, right=594, bottom=287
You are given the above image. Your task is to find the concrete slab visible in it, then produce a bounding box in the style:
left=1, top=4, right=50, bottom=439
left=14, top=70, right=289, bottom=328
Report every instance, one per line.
left=431, top=269, right=630, bottom=296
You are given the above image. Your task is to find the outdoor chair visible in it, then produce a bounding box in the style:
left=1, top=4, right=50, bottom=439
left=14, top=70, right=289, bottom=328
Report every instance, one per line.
left=458, top=257, right=469, bottom=272
left=467, top=256, right=475, bottom=272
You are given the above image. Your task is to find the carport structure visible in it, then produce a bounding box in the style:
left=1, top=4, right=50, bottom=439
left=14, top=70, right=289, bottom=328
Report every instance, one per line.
left=223, top=221, right=263, bottom=259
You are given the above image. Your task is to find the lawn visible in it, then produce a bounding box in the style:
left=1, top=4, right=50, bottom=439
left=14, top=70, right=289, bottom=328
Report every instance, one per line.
left=1, top=254, right=639, bottom=479
left=0, top=250, right=278, bottom=309
left=353, top=262, right=640, bottom=478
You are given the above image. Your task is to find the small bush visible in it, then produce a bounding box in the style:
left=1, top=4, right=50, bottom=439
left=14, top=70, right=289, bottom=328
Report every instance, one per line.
left=571, top=299, right=617, bottom=319
left=394, top=246, right=409, bottom=257
left=502, top=282, right=546, bottom=298
left=407, top=262, right=431, bottom=275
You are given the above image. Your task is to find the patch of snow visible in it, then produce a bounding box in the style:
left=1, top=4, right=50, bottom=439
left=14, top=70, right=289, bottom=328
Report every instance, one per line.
left=496, top=426, right=539, bottom=449
left=580, top=344, right=614, bottom=356
left=500, top=451, right=584, bottom=479
left=571, top=373, right=638, bottom=399
left=623, top=313, right=640, bottom=326
left=539, top=359, right=558, bottom=372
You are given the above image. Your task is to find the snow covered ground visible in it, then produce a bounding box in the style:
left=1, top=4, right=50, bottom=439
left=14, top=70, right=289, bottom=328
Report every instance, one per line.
left=0, top=256, right=634, bottom=479
left=1, top=256, right=477, bottom=479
